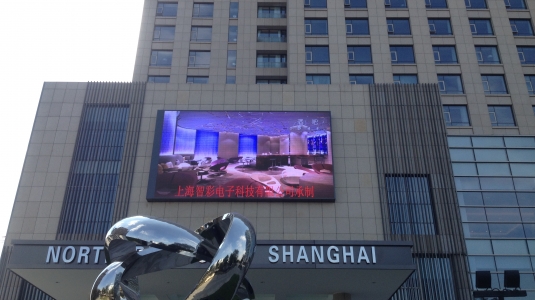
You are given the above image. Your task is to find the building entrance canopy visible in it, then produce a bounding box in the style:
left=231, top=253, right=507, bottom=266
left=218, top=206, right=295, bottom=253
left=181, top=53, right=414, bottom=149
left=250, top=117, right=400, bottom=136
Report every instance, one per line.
left=8, top=240, right=414, bottom=300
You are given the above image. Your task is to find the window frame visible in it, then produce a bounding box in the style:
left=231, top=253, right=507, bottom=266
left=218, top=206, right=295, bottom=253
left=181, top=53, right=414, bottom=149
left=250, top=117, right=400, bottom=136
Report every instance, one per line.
left=192, top=3, right=214, bottom=18
left=150, top=50, right=173, bottom=67
left=509, top=19, right=534, bottom=36
left=390, top=46, right=415, bottom=64
left=190, top=26, right=212, bottom=42
left=481, top=75, right=508, bottom=95
left=488, top=105, right=516, bottom=127
left=432, top=45, right=458, bottom=64
left=304, top=19, right=329, bottom=35
left=156, top=2, right=178, bottom=17
left=305, top=46, right=330, bottom=64
left=387, top=18, right=411, bottom=35
left=475, top=46, right=501, bottom=64
left=306, top=74, right=331, bottom=84
left=443, top=105, right=471, bottom=126
left=437, top=74, right=464, bottom=94
left=188, top=51, right=211, bottom=68
left=349, top=74, right=374, bottom=84
left=469, top=19, right=494, bottom=36
left=428, top=19, right=453, bottom=35
left=345, top=19, right=370, bottom=35
left=153, top=26, right=176, bottom=41
left=186, top=76, right=209, bottom=84
left=347, top=45, right=372, bottom=64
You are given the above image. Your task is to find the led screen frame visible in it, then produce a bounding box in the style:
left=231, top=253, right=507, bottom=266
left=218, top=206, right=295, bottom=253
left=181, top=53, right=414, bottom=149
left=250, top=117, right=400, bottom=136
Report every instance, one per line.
left=147, top=110, right=335, bottom=202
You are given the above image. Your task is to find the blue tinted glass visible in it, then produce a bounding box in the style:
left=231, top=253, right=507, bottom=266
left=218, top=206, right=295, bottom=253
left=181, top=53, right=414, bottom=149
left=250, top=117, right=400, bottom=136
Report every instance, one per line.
left=391, top=46, right=415, bottom=63
left=482, top=75, right=508, bottom=94
left=346, top=0, right=367, bottom=8
left=488, top=106, right=515, bottom=126
left=427, top=0, right=447, bottom=8
left=346, top=19, right=369, bottom=35
left=305, top=0, right=327, bottom=8
left=480, top=177, right=514, bottom=190
left=305, top=19, right=328, bottom=35
left=477, top=163, right=510, bottom=176
left=486, top=207, right=521, bottom=222
left=154, top=26, right=175, bottom=41
left=306, top=75, right=331, bottom=84
left=151, top=51, right=173, bottom=66
left=482, top=192, right=517, bottom=206
left=393, top=74, right=418, bottom=84
left=387, top=19, right=411, bottom=35
left=348, top=46, right=372, bottom=63
left=306, top=46, right=330, bottom=64
left=475, top=46, right=500, bottom=64
left=463, top=223, right=489, bottom=237
left=438, top=75, right=463, bottom=94
left=148, top=76, right=170, bottom=83
left=350, top=75, right=374, bottom=84
left=443, top=105, right=469, bottom=126
left=455, top=177, right=480, bottom=190
left=450, top=148, right=474, bottom=161
left=429, top=19, right=452, bottom=35
left=505, top=137, right=535, bottom=147
left=489, top=223, right=525, bottom=238
left=466, top=0, right=487, bottom=8
left=470, top=19, right=494, bottom=35
left=386, top=0, right=407, bottom=8
left=157, top=3, right=178, bottom=16
left=514, top=178, right=535, bottom=190
left=452, top=163, right=477, bottom=175
left=495, top=256, right=532, bottom=271
left=458, top=192, right=483, bottom=205
left=518, top=47, right=535, bottom=64
left=433, top=46, right=458, bottom=64
left=229, top=2, right=239, bottom=18
left=510, top=19, right=534, bottom=36
left=506, top=0, right=526, bottom=9
left=472, top=137, right=504, bottom=148
left=193, top=3, right=214, bottom=17
left=461, top=207, right=486, bottom=221
left=507, top=149, right=535, bottom=162
left=468, top=256, right=496, bottom=271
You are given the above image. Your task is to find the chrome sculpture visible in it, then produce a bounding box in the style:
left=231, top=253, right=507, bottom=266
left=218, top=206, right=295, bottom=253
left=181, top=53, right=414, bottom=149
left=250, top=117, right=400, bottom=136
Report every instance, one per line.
left=90, top=213, right=256, bottom=300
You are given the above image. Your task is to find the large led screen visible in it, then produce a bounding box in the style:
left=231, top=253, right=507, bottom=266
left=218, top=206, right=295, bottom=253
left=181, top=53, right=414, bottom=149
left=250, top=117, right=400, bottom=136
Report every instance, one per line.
left=147, top=111, right=334, bottom=202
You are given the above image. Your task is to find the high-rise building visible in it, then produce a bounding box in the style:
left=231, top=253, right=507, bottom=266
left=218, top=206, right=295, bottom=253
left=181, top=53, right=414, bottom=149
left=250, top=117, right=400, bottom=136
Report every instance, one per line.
left=1, top=0, right=534, bottom=299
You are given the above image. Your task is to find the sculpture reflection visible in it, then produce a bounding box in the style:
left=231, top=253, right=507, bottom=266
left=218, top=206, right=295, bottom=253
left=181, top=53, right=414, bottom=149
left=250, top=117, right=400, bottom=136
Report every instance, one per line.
left=90, top=213, right=256, bottom=300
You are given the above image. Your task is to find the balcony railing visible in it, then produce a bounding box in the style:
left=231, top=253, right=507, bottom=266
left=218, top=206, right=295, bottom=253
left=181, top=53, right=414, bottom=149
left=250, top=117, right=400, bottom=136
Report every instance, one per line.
left=257, top=11, right=286, bottom=18
left=256, top=62, right=287, bottom=68
left=257, top=36, right=287, bottom=42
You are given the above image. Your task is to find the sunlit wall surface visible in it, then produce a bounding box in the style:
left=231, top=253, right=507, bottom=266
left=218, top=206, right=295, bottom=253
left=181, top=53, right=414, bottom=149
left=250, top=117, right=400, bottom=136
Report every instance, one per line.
left=449, top=136, right=535, bottom=296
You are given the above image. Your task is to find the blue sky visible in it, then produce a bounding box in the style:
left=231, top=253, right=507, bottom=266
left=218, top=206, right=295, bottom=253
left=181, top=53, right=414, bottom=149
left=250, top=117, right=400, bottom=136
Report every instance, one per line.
left=0, top=0, right=144, bottom=246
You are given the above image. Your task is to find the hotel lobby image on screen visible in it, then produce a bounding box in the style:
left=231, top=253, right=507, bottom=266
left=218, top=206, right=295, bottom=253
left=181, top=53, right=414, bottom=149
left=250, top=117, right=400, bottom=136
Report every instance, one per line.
left=147, top=110, right=334, bottom=201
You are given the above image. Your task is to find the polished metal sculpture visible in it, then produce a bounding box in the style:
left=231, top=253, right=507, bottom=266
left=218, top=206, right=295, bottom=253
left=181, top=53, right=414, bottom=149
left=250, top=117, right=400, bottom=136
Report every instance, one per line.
left=90, top=213, right=256, bottom=300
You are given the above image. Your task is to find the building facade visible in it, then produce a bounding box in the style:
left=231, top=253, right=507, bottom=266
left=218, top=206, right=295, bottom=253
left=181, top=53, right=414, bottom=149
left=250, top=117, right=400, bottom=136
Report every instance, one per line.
left=1, top=0, right=535, bottom=299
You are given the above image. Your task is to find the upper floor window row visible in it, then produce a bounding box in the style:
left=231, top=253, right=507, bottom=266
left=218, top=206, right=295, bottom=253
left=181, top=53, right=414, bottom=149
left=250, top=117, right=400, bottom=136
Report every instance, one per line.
left=505, top=0, right=527, bottom=9
left=475, top=46, right=501, bottom=64
left=257, top=6, right=286, bottom=18
left=156, top=3, right=177, bottom=17
left=154, top=26, right=175, bottom=41
left=305, top=19, right=328, bottom=35
left=428, top=19, right=453, bottom=35
left=193, top=3, right=214, bottom=18
left=346, top=19, right=369, bottom=35
left=348, top=46, right=372, bottom=64
left=306, top=46, right=330, bottom=64
left=344, top=0, right=367, bottom=8
left=465, top=0, right=487, bottom=8
left=433, top=46, right=458, bottom=64
left=510, top=19, right=534, bottom=36
left=390, top=46, right=415, bottom=64
left=305, top=0, right=327, bottom=8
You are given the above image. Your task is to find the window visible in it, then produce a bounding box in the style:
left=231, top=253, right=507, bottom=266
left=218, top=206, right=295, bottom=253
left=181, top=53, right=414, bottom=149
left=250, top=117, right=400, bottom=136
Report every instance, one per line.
left=390, top=46, right=415, bottom=64
left=256, top=78, right=287, bottom=84
left=525, top=75, right=535, bottom=94
left=425, top=0, right=447, bottom=8
left=347, top=46, right=372, bottom=64
left=193, top=3, right=214, bottom=18
left=350, top=74, right=374, bottom=84
left=517, top=46, right=535, bottom=64
left=257, top=29, right=286, bottom=42
left=229, top=2, right=238, bottom=18
left=393, top=74, right=418, bottom=84
left=305, top=0, right=327, bottom=8
left=153, top=26, right=175, bottom=41
left=443, top=106, right=470, bottom=126
left=148, top=76, right=170, bottom=83
left=510, top=19, right=534, bottom=36
left=156, top=2, right=178, bottom=17
left=344, top=0, right=367, bottom=8
left=226, top=76, right=236, bottom=84
left=469, top=19, right=494, bottom=35
left=387, top=19, right=411, bottom=35
left=188, top=51, right=211, bottom=67
left=306, top=74, right=331, bottom=84
left=228, top=26, right=238, bottom=42
left=385, top=0, right=407, bottom=8
left=475, top=46, right=500, bottom=64
left=305, top=19, right=328, bottom=35
left=190, top=26, right=212, bottom=42
left=257, top=6, right=286, bottom=18
left=386, top=175, right=436, bottom=235
left=227, top=50, right=237, bottom=68
left=257, top=54, right=287, bottom=68
left=481, top=75, right=508, bottom=94
left=306, top=46, right=330, bottom=64
left=150, top=50, right=172, bottom=66
left=437, top=75, right=464, bottom=94
left=428, top=19, right=453, bottom=35
left=505, top=0, right=527, bottom=9
left=186, top=76, right=209, bottom=84
left=465, top=0, right=487, bottom=8
left=488, top=106, right=515, bottom=126
left=433, top=46, right=458, bottom=64
left=346, top=19, right=370, bottom=35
